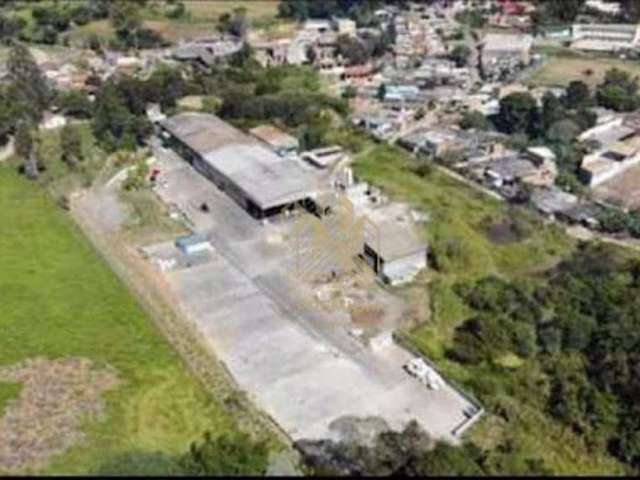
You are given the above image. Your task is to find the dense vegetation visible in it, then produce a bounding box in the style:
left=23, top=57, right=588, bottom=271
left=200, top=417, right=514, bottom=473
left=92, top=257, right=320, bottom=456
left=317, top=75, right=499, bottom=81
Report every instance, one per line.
left=450, top=243, right=640, bottom=474
left=277, top=0, right=405, bottom=26
left=353, top=143, right=628, bottom=475
left=87, top=52, right=346, bottom=152
left=297, top=419, right=553, bottom=476
left=0, top=0, right=168, bottom=48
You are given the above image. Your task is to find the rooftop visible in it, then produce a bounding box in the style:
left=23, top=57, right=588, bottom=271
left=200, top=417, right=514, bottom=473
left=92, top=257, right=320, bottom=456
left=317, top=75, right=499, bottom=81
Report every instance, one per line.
left=482, top=33, right=533, bottom=52
left=580, top=119, right=635, bottom=146
left=527, top=146, right=557, bottom=161
left=487, top=156, right=538, bottom=179
left=249, top=125, right=299, bottom=150
left=160, top=113, right=317, bottom=210
left=361, top=203, right=427, bottom=262
left=531, top=188, right=578, bottom=214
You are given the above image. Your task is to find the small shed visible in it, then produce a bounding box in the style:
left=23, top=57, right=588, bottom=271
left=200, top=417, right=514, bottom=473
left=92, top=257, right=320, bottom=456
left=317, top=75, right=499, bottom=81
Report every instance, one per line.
left=175, top=233, right=212, bottom=256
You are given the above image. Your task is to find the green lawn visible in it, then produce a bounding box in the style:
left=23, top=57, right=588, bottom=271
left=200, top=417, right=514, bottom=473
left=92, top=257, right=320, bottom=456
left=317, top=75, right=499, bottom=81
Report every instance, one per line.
left=0, top=382, right=22, bottom=415
left=0, top=166, right=242, bottom=474
left=352, top=144, right=623, bottom=475
left=529, top=47, right=640, bottom=88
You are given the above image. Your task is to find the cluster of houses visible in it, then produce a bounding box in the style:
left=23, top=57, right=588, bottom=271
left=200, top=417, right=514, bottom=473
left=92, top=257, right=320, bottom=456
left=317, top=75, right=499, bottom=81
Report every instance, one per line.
left=393, top=119, right=613, bottom=230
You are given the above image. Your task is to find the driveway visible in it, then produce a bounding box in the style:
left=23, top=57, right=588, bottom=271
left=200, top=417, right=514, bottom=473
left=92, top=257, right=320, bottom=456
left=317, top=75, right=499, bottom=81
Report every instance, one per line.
left=146, top=148, right=478, bottom=442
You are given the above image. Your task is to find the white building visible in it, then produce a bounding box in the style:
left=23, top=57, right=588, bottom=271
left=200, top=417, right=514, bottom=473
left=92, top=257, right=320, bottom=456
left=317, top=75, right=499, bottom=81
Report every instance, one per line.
left=579, top=114, right=640, bottom=186
left=359, top=202, right=428, bottom=285
left=585, top=0, right=622, bottom=16
left=571, top=23, right=640, bottom=52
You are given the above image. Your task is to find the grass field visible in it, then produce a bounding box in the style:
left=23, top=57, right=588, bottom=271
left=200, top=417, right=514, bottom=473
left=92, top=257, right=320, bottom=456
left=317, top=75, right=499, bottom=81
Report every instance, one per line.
left=68, top=0, right=293, bottom=45
left=0, top=166, right=242, bottom=474
left=181, top=1, right=281, bottom=21
left=352, top=144, right=624, bottom=475
left=529, top=47, right=640, bottom=88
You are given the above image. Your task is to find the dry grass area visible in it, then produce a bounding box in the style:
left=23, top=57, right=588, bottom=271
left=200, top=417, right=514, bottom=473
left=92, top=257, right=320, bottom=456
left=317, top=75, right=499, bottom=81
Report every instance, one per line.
left=529, top=55, right=640, bottom=88
left=183, top=1, right=281, bottom=21
left=144, top=20, right=213, bottom=43
left=593, top=164, right=640, bottom=209
left=68, top=1, right=295, bottom=44
left=0, top=358, right=120, bottom=474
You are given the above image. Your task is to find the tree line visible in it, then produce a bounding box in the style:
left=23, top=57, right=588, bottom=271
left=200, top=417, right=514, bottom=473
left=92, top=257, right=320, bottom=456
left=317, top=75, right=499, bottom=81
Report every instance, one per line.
left=449, top=243, right=640, bottom=474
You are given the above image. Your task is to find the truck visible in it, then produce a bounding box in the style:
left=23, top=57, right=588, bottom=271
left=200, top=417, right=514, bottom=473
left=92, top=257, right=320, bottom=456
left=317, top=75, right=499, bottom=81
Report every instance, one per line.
left=404, top=357, right=445, bottom=390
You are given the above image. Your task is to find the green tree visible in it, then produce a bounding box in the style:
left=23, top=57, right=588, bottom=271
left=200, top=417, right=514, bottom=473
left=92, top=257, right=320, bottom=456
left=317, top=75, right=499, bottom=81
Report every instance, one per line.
left=180, top=431, right=269, bottom=476
left=495, top=92, right=540, bottom=136
left=0, top=14, right=26, bottom=44
left=599, top=208, right=630, bottom=234
left=564, top=80, right=591, bottom=110
left=541, top=92, right=565, bottom=131
left=122, top=157, right=149, bottom=191
left=7, top=42, right=52, bottom=123
left=92, top=82, right=151, bottom=152
left=60, top=124, right=83, bottom=167
left=449, top=44, right=471, bottom=68
left=542, top=0, right=585, bottom=22
left=0, top=87, right=15, bottom=142
left=110, top=0, right=142, bottom=35
left=596, top=68, right=640, bottom=112
left=217, top=7, right=248, bottom=38
left=201, top=96, right=222, bottom=114
left=145, top=66, right=187, bottom=110
left=546, top=118, right=581, bottom=143
left=14, top=120, right=33, bottom=159
left=460, top=110, right=490, bottom=130
left=57, top=90, right=93, bottom=118
left=15, top=121, right=39, bottom=179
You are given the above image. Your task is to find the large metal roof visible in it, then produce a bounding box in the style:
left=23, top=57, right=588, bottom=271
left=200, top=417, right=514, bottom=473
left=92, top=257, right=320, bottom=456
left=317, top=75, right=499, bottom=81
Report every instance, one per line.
left=160, top=113, right=317, bottom=210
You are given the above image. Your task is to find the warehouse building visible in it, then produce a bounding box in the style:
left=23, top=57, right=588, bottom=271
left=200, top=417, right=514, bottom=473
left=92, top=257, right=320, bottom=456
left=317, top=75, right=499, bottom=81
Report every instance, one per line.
left=159, top=113, right=317, bottom=219
left=361, top=203, right=428, bottom=285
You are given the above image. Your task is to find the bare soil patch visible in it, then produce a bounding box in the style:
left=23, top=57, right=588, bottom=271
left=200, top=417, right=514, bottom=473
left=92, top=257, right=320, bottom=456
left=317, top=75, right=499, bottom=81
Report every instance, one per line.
left=0, top=358, right=120, bottom=474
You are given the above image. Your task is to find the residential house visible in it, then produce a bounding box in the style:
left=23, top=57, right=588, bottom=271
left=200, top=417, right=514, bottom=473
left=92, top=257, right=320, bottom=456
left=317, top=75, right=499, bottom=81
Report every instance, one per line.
left=172, top=36, right=243, bottom=67
left=301, top=146, right=345, bottom=169
left=579, top=113, right=640, bottom=186
left=481, top=33, right=533, bottom=80
left=530, top=187, right=578, bottom=218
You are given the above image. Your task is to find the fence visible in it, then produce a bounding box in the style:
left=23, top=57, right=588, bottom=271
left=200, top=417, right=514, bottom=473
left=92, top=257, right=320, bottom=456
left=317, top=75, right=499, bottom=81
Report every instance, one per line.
left=392, top=330, right=485, bottom=438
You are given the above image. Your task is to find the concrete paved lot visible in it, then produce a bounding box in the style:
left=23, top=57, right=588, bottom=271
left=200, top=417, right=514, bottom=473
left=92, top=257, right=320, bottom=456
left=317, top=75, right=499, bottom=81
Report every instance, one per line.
left=149, top=147, right=475, bottom=441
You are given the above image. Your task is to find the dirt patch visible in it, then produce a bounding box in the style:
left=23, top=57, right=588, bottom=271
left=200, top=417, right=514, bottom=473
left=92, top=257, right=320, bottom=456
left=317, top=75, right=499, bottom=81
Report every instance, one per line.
left=350, top=305, right=386, bottom=326
left=0, top=357, right=120, bottom=474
